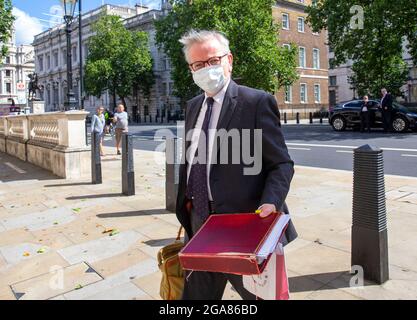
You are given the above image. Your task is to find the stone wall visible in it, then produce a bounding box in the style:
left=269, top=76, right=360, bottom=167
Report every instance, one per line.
left=0, top=111, right=90, bottom=179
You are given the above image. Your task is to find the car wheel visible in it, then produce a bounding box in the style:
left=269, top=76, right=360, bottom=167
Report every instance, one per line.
left=392, top=116, right=409, bottom=133
left=331, top=116, right=346, bottom=131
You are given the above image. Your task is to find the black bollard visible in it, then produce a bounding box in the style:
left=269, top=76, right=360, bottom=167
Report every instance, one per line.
left=284, top=112, right=287, bottom=124
left=296, top=112, right=300, bottom=124
left=166, top=137, right=180, bottom=212
left=91, top=131, right=102, bottom=184
left=122, top=134, right=135, bottom=196
left=320, top=112, right=323, bottom=124
left=352, top=144, right=389, bottom=284
left=309, top=112, right=313, bottom=124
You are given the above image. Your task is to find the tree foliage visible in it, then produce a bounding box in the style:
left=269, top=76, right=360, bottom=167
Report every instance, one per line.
left=155, top=0, right=298, bottom=102
left=84, top=15, right=154, bottom=107
left=306, top=0, right=417, bottom=97
left=0, top=0, right=15, bottom=58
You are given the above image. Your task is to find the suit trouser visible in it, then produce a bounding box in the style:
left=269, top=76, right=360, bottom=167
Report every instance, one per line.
left=360, top=111, right=370, bottom=132
left=382, top=111, right=392, bottom=132
left=182, top=206, right=257, bottom=300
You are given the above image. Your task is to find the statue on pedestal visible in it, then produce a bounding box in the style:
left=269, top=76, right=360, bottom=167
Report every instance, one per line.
left=28, top=73, right=42, bottom=101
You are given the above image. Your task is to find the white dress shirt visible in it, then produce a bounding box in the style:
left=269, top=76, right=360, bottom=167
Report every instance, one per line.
left=187, top=78, right=231, bottom=201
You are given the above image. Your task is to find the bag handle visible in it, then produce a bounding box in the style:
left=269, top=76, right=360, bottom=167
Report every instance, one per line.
left=176, top=226, right=183, bottom=241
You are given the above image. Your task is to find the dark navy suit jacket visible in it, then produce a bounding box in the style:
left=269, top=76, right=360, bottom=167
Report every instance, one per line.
left=176, top=80, right=297, bottom=245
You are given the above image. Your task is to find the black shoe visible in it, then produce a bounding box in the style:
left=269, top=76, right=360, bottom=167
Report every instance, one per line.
left=117, top=150, right=121, bottom=155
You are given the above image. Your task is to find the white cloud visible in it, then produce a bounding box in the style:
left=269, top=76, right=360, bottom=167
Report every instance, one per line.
left=12, top=7, right=45, bottom=45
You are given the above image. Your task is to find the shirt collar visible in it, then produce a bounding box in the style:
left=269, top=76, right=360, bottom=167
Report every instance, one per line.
left=204, top=77, right=231, bottom=106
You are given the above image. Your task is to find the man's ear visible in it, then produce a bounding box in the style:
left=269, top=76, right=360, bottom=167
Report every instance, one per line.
left=228, top=53, right=234, bottom=72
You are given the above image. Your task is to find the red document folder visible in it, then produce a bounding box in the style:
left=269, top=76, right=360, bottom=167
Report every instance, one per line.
left=179, top=213, right=288, bottom=275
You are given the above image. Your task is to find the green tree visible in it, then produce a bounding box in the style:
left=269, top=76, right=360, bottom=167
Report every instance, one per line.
left=306, top=0, right=417, bottom=98
left=155, top=0, right=298, bottom=103
left=84, top=15, right=154, bottom=108
left=0, top=0, right=15, bottom=58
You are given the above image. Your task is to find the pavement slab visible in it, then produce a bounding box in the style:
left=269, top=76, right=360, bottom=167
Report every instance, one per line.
left=10, top=262, right=103, bottom=300
left=57, top=230, right=146, bottom=265
left=63, top=259, right=157, bottom=300
left=0, top=252, right=70, bottom=288
left=1, top=207, right=76, bottom=232
left=0, top=242, right=51, bottom=265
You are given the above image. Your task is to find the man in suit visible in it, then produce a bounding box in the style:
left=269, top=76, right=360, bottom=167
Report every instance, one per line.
left=380, top=88, right=393, bottom=132
left=176, top=30, right=297, bottom=300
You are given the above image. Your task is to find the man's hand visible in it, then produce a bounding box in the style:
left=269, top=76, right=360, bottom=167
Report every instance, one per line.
left=257, top=203, right=278, bottom=218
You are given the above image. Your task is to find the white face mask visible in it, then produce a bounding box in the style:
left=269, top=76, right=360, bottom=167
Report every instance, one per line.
left=192, top=65, right=226, bottom=95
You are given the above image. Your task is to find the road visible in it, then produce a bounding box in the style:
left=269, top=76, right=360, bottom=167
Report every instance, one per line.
left=99, top=123, right=417, bottom=177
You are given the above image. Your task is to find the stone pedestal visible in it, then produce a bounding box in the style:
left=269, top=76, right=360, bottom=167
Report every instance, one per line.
left=29, top=100, right=45, bottom=114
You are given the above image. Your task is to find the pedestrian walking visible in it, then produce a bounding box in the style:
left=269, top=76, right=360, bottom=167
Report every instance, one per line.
left=91, top=106, right=106, bottom=156
left=113, top=104, right=129, bottom=155
left=360, top=95, right=371, bottom=133
left=380, top=88, right=393, bottom=133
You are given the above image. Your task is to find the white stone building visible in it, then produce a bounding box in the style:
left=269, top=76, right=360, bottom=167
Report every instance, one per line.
left=0, top=29, right=35, bottom=115
left=33, top=2, right=181, bottom=120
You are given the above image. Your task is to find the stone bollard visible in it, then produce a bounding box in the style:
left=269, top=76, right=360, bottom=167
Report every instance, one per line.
left=309, top=112, right=313, bottom=124
left=352, top=144, right=389, bottom=284
left=166, top=137, right=180, bottom=212
left=122, top=133, right=135, bottom=196
left=91, top=131, right=102, bottom=184
left=296, top=112, right=300, bottom=124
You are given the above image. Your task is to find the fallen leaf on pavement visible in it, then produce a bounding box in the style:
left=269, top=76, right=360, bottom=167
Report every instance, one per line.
left=102, top=228, right=115, bottom=234
left=75, top=284, right=83, bottom=290
left=109, top=229, right=120, bottom=236
left=37, top=247, right=47, bottom=254
left=23, top=252, right=30, bottom=257
left=72, top=208, right=81, bottom=213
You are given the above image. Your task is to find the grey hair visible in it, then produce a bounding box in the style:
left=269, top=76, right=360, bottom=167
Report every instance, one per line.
left=179, top=29, right=230, bottom=63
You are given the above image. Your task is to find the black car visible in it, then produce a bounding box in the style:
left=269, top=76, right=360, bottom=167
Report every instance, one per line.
left=329, top=99, right=417, bottom=133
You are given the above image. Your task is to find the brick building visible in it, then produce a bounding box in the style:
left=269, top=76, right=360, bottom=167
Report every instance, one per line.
left=273, top=0, right=329, bottom=119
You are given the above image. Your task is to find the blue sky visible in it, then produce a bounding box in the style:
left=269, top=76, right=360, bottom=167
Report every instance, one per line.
left=11, top=0, right=161, bottom=45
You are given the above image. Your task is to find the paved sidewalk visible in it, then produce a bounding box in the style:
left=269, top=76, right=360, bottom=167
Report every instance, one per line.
left=0, top=148, right=416, bottom=300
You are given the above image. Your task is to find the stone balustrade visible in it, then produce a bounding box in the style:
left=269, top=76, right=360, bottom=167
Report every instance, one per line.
left=0, top=111, right=90, bottom=179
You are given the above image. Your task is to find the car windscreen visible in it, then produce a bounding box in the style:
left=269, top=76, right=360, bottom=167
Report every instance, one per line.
left=343, top=101, right=363, bottom=108
left=393, top=102, right=410, bottom=113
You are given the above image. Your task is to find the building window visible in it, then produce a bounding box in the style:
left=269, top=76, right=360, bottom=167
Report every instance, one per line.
left=162, top=82, right=167, bottom=96
left=169, top=82, right=174, bottom=95
left=297, top=17, right=305, bottom=33
left=313, top=48, right=320, bottom=69
left=38, top=55, right=44, bottom=71
left=300, top=83, right=307, bottom=103
left=314, top=84, right=321, bottom=103
left=84, top=44, right=89, bottom=59
left=62, top=49, right=67, bottom=65
left=53, top=51, right=59, bottom=67
left=6, top=83, right=11, bottom=93
left=72, top=46, right=77, bottom=63
left=283, top=43, right=291, bottom=50
left=5, top=70, right=11, bottom=77
left=282, top=13, right=289, bottom=30
left=5, top=56, right=10, bottom=64
left=329, top=76, right=337, bottom=86
left=299, top=47, right=306, bottom=68
left=46, top=54, right=51, bottom=70
left=285, top=85, right=292, bottom=103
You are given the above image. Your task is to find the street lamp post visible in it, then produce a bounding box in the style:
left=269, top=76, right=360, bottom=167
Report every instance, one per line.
left=62, top=0, right=78, bottom=110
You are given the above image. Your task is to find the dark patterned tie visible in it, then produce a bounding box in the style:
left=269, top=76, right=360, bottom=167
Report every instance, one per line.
left=186, top=97, right=214, bottom=219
